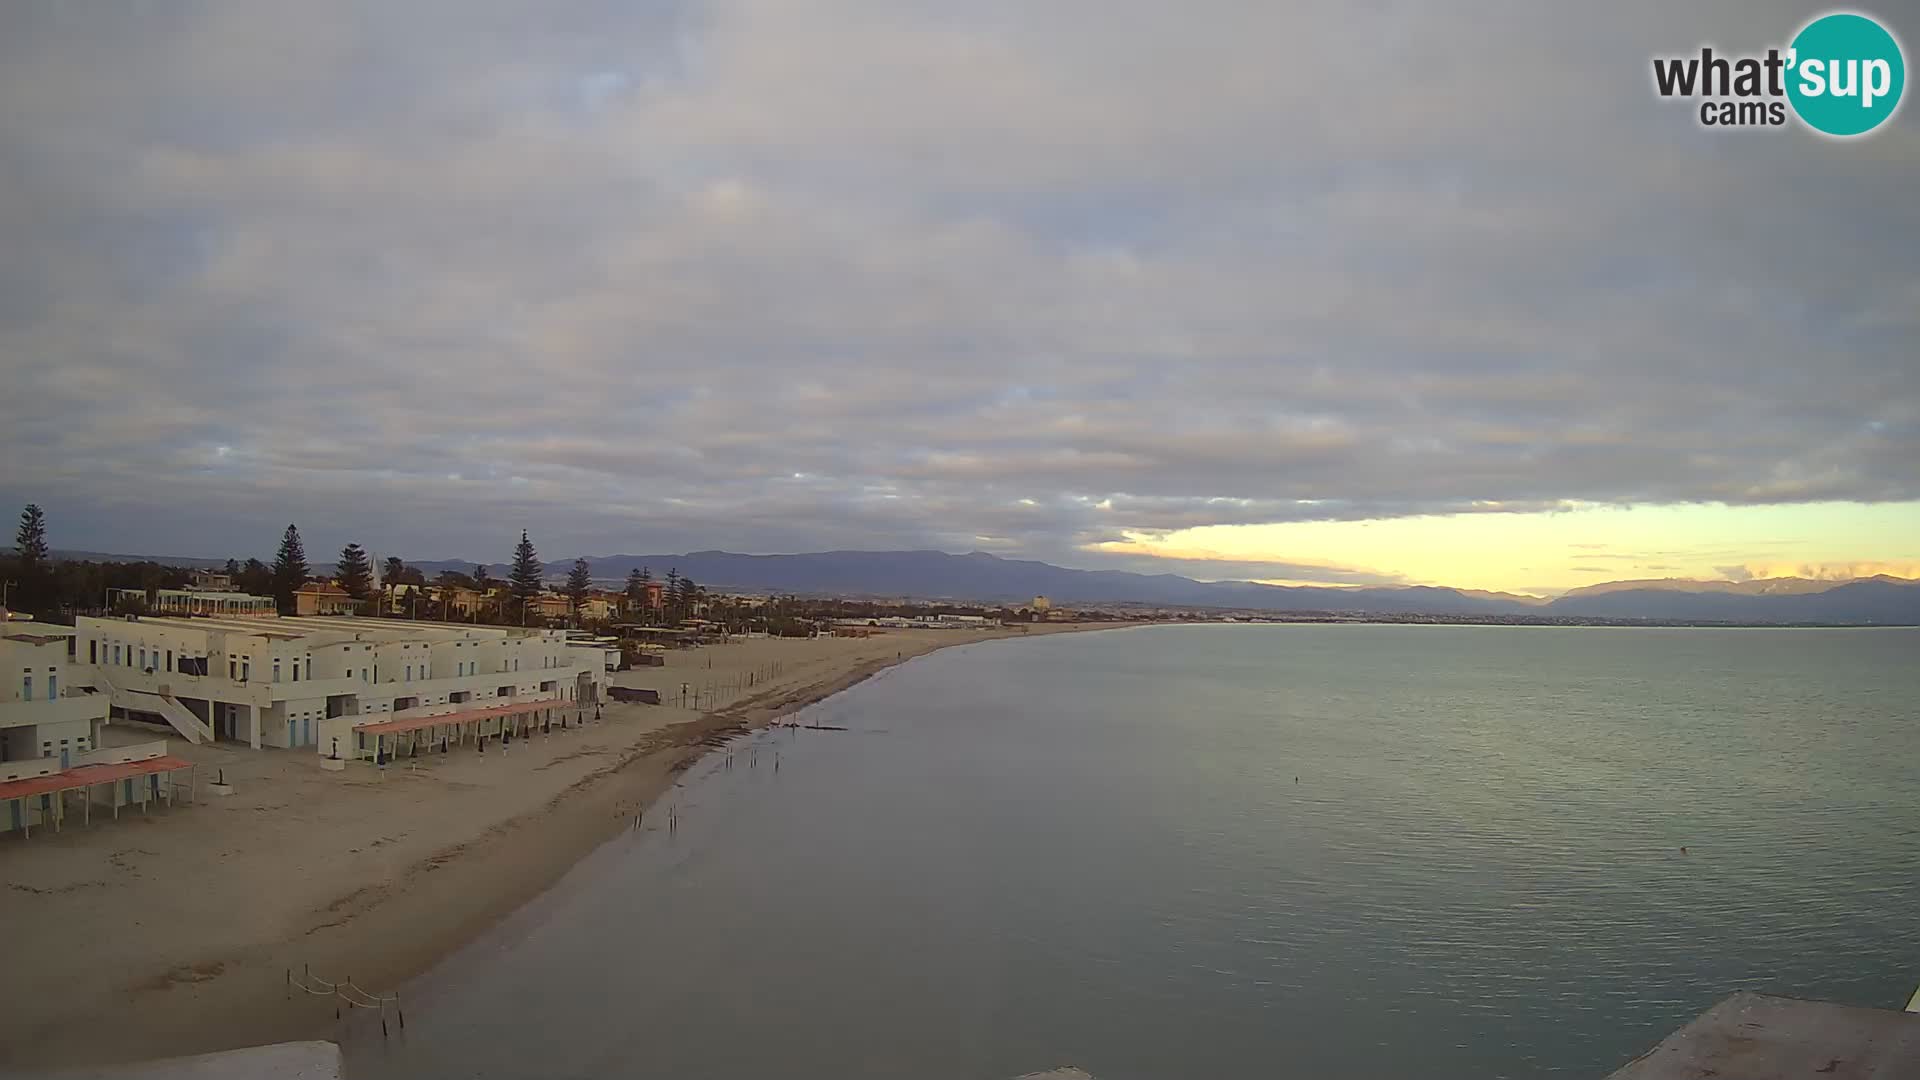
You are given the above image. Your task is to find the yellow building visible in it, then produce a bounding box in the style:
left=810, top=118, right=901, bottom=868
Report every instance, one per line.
left=294, top=582, right=356, bottom=616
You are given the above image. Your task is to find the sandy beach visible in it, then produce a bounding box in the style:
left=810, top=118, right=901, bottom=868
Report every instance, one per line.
left=0, top=623, right=1116, bottom=1068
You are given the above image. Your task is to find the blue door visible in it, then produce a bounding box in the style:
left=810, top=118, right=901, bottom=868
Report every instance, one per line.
left=60, top=747, right=69, bottom=769
left=289, top=720, right=297, bottom=747
left=303, top=717, right=312, bottom=746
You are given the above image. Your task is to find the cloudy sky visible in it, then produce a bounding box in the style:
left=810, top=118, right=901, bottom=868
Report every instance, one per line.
left=2, top=1, right=1915, bottom=594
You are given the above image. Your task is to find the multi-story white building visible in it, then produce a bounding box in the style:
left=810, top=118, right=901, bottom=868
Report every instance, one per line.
left=2, top=619, right=111, bottom=768
left=108, top=588, right=278, bottom=618
left=72, top=614, right=604, bottom=756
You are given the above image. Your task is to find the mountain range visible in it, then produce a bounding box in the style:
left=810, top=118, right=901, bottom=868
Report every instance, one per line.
left=33, top=547, right=1920, bottom=624
left=407, top=549, right=1915, bottom=624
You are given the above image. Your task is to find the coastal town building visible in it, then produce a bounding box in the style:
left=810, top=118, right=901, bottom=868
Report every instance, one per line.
left=2, top=608, right=195, bottom=835
left=380, top=582, right=430, bottom=616
left=525, top=593, right=569, bottom=621
left=563, top=633, right=623, bottom=672
left=624, top=582, right=665, bottom=618
left=436, top=585, right=484, bottom=617
left=2, top=618, right=110, bottom=768
left=70, top=614, right=605, bottom=756
left=294, top=582, right=356, bottom=616
left=108, top=588, right=277, bottom=618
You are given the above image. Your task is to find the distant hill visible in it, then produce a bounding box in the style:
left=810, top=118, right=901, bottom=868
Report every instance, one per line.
left=1558, top=577, right=1841, bottom=598
left=43, top=548, right=231, bottom=569
left=1543, top=577, right=1920, bottom=622
left=533, top=551, right=1920, bottom=623
left=30, top=545, right=1920, bottom=624
left=484, top=550, right=1528, bottom=616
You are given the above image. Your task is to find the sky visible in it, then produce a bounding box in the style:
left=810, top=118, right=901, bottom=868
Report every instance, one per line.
left=1, top=2, right=1915, bottom=595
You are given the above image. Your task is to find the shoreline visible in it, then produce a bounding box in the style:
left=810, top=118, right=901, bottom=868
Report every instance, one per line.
left=0, top=622, right=1123, bottom=1069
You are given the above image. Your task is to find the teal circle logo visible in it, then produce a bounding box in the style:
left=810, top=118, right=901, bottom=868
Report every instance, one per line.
left=1787, top=12, right=1905, bottom=136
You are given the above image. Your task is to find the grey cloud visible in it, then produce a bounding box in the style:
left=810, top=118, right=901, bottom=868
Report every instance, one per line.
left=0, top=1, right=1915, bottom=579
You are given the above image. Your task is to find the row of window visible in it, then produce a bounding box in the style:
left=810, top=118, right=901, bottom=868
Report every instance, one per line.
left=37, top=735, right=88, bottom=759
left=91, top=640, right=216, bottom=678
left=89, top=639, right=571, bottom=687
left=19, top=668, right=57, bottom=702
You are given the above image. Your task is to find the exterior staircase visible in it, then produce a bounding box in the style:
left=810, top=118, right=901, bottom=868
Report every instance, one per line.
left=89, top=668, right=213, bottom=744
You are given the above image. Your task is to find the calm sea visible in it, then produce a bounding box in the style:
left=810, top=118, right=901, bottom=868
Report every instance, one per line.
left=349, top=625, right=1920, bottom=1079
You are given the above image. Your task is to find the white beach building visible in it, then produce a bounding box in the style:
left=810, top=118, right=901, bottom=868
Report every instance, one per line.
left=2, top=619, right=111, bottom=768
left=71, top=614, right=606, bottom=758
left=1, top=614, right=159, bottom=836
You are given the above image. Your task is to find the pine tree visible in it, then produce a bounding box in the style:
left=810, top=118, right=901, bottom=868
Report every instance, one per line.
left=472, top=564, right=492, bottom=593
left=566, top=558, right=593, bottom=619
left=11, top=504, right=52, bottom=614
left=509, top=531, right=542, bottom=623
left=675, top=574, right=699, bottom=617
left=14, top=504, right=49, bottom=567
left=383, top=557, right=406, bottom=585
left=239, top=558, right=271, bottom=596
left=664, top=567, right=680, bottom=623
left=624, top=567, right=646, bottom=616
left=337, top=543, right=373, bottom=600
left=224, top=558, right=241, bottom=578
left=272, top=524, right=309, bottom=614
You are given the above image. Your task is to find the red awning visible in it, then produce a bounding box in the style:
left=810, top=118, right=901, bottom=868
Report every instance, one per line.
left=0, top=755, right=194, bottom=802
left=353, top=697, right=568, bottom=737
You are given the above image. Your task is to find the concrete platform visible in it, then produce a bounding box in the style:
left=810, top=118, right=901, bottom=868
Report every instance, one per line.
left=27, top=1041, right=341, bottom=1079
left=1607, top=992, right=1920, bottom=1079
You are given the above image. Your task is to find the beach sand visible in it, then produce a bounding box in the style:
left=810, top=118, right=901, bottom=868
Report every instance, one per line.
left=0, top=623, right=1114, bottom=1068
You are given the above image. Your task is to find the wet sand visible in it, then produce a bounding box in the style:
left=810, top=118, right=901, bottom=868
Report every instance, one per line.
left=0, top=624, right=1116, bottom=1068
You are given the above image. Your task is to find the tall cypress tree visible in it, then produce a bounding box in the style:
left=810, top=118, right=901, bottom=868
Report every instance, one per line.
left=337, top=543, right=373, bottom=600
left=624, top=567, right=646, bottom=612
left=272, top=524, right=309, bottom=614
left=14, top=504, right=49, bottom=566
left=12, top=504, right=51, bottom=614
left=566, top=558, right=593, bottom=619
left=509, top=531, right=543, bottom=621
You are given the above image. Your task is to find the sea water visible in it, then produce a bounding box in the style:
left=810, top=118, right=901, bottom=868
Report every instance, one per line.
left=349, top=624, right=1920, bottom=1079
